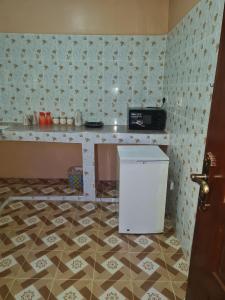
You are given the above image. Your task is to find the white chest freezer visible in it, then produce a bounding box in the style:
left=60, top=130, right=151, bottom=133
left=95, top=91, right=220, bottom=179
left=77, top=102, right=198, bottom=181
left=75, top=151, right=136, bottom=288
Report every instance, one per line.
left=117, top=145, right=169, bottom=234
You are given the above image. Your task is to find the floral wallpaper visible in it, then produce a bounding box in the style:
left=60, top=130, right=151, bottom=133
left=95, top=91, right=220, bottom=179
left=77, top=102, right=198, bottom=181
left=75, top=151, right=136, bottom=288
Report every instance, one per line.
left=0, top=34, right=166, bottom=124
left=164, top=0, right=224, bottom=259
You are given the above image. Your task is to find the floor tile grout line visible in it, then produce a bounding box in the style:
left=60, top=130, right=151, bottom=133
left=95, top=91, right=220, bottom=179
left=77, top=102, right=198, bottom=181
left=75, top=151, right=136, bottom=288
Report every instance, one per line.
left=130, top=279, right=135, bottom=300
left=47, top=251, right=64, bottom=300
left=128, top=252, right=135, bottom=300
left=169, top=280, right=177, bottom=300
left=171, top=280, right=188, bottom=300
left=90, top=251, right=97, bottom=300
left=160, top=246, right=178, bottom=299
left=3, top=278, right=16, bottom=300
left=131, top=279, right=176, bottom=299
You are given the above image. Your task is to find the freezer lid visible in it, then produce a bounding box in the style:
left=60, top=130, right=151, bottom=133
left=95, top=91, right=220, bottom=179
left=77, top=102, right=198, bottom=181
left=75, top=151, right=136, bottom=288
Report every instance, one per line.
left=117, top=145, right=169, bottom=161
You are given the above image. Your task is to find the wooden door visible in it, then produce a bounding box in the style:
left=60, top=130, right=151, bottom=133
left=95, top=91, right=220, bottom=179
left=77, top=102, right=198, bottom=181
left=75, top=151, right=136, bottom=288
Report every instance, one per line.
left=186, top=6, right=225, bottom=300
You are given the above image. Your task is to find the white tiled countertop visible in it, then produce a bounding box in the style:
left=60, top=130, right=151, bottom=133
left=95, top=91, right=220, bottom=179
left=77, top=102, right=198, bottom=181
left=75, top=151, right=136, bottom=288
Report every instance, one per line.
left=0, top=123, right=169, bottom=136
left=0, top=123, right=169, bottom=201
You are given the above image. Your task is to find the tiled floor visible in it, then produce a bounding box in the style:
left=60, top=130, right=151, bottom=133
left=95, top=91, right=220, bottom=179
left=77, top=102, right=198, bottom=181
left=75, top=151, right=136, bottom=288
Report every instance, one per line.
left=0, top=199, right=188, bottom=300
left=96, top=181, right=118, bottom=198
left=0, top=178, right=83, bottom=201
left=0, top=178, right=117, bottom=200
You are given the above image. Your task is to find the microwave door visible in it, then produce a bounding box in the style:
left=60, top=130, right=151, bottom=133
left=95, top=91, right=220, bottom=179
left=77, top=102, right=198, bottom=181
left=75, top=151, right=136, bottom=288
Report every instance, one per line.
left=143, top=114, right=152, bottom=126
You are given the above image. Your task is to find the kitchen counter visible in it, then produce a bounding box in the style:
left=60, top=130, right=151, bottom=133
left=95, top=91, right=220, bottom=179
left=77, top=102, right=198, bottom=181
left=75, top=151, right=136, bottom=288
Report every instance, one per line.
left=0, top=122, right=169, bottom=135
left=0, top=123, right=169, bottom=201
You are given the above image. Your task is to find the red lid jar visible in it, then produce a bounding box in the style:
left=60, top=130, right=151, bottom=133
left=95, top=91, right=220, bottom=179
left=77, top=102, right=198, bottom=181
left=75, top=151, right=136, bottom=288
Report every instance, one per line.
left=45, top=112, right=52, bottom=125
left=39, top=112, right=46, bottom=126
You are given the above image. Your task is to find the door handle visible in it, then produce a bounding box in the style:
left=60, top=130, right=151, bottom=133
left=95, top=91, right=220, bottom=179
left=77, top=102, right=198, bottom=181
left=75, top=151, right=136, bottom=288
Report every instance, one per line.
left=191, top=173, right=210, bottom=211
left=191, top=174, right=209, bottom=194
left=190, top=152, right=216, bottom=211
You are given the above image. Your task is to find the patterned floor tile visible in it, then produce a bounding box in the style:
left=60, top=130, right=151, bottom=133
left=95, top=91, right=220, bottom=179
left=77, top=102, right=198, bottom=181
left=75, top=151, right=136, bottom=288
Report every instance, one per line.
left=97, top=215, right=119, bottom=232
left=132, top=281, right=175, bottom=300
left=5, top=279, right=53, bottom=300
left=18, top=187, right=34, bottom=194
left=66, top=228, right=99, bottom=252
left=58, top=202, right=73, bottom=212
left=82, top=202, right=97, bottom=212
left=97, top=230, right=129, bottom=252
left=37, top=214, right=73, bottom=233
left=0, top=227, right=40, bottom=253
left=127, top=234, right=161, bottom=253
left=82, top=208, right=102, bottom=220
left=156, top=232, right=183, bottom=254
left=51, top=215, right=69, bottom=227
left=78, top=216, right=95, bottom=227
left=0, top=178, right=83, bottom=202
left=0, top=255, right=18, bottom=278
left=129, top=252, right=169, bottom=282
left=164, top=253, right=189, bottom=281
left=50, top=280, right=92, bottom=300
left=94, top=252, right=130, bottom=281
left=0, top=278, right=14, bottom=300
left=99, top=206, right=118, bottom=222
left=172, top=281, right=187, bottom=300
left=97, top=181, right=118, bottom=198
left=55, top=251, right=95, bottom=280
left=41, top=187, right=57, bottom=194
left=104, top=217, right=119, bottom=229
left=71, top=215, right=101, bottom=229
left=164, top=236, right=181, bottom=250
left=16, top=250, right=63, bottom=279
left=33, top=201, right=52, bottom=212
left=0, top=251, right=29, bottom=279
left=0, top=214, right=19, bottom=229
left=9, top=201, right=25, bottom=210
left=24, top=215, right=42, bottom=227
left=0, top=187, right=11, bottom=195
left=39, top=202, right=73, bottom=221
left=0, top=238, right=7, bottom=252
left=31, top=229, right=70, bottom=251
left=98, top=203, right=119, bottom=214
left=1, top=201, right=51, bottom=230
left=11, top=233, right=31, bottom=247
left=91, top=280, right=133, bottom=300
left=67, top=202, right=101, bottom=220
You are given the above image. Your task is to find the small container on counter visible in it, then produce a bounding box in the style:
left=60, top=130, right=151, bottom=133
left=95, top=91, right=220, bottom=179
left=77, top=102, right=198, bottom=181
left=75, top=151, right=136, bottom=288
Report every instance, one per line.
left=67, top=117, right=74, bottom=125
left=39, top=112, right=46, bottom=126
left=27, top=115, right=34, bottom=126
left=75, top=110, right=82, bottom=126
left=60, top=117, right=67, bottom=125
left=23, top=115, right=29, bottom=126
left=23, top=114, right=34, bottom=126
left=52, top=117, right=60, bottom=125
left=45, top=112, right=52, bottom=125
left=33, top=111, right=38, bottom=125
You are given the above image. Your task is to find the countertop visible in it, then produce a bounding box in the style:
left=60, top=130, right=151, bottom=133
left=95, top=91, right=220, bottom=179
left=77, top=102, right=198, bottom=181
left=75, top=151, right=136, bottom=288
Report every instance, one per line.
left=0, top=123, right=168, bottom=135
left=0, top=122, right=169, bottom=145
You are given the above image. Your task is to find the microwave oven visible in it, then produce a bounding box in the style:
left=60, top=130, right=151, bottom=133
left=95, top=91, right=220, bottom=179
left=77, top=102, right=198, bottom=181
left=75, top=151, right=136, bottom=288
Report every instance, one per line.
left=128, top=107, right=167, bottom=130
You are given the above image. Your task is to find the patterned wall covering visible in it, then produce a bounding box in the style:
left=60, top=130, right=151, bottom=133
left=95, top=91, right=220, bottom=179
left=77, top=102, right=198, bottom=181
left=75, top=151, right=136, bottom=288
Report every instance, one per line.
left=0, top=34, right=166, bottom=124
left=164, top=0, right=224, bottom=259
